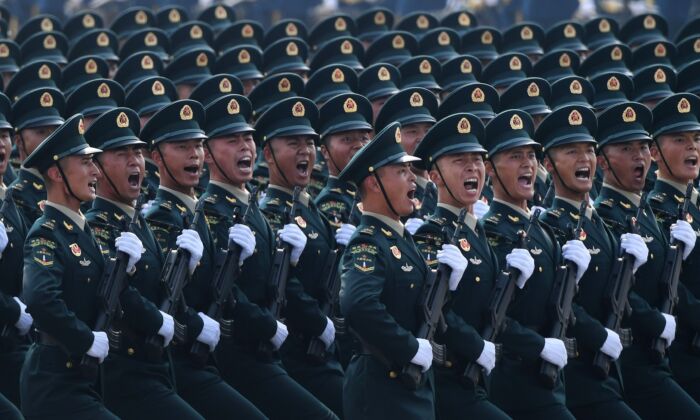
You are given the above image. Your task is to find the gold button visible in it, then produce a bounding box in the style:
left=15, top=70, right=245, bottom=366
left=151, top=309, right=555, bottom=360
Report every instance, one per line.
left=538, top=266, right=543, bottom=272
left=389, top=371, right=398, bottom=379
left=410, top=283, right=415, bottom=288
left=445, top=360, right=453, bottom=368
left=595, top=266, right=599, bottom=272
left=317, top=250, right=320, bottom=254
left=145, top=265, right=149, bottom=270
left=127, top=348, right=135, bottom=356
left=66, top=361, right=73, bottom=369
left=475, top=276, right=480, bottom=283
left=650, top=253, right=654, bottom=259
left=86, top=278, right=91, bottom=283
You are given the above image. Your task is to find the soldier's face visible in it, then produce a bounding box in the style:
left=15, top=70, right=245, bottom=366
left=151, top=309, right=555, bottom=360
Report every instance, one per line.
left=597, top=140, right=651, bottom=192
left=321, top=129, right=371, bottom=174
left=205, top=132, right=256, bottom=187
left=152, top=140, right=204, bottom=189
left=431, top=152, right=485, bottom=208
left=545, top=142, right=596, bottom=195
left=60, top=154, right=100, bottom=201
left=97, top=146, right=145, bottom=202
left=264, top=135, right=315, bottom=189
left=651, top=131, right=700, bottom=183
left=17, top=125, right=57, bottom=159
left=0, top=129, right=10, bottom=176
left=400, top=122, right=432, bottom=155
left=241, top=78, right=260, bottom=95
left=487, top=146, right=537, bottom=202
left=376, top=162, right=417, bottom=216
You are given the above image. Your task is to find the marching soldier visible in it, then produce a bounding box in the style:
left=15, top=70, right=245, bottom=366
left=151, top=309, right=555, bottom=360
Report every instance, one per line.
left=141, top=100, right=267, bottom=420
left=83, top=107, right=203, bottom=419
left=594, top=102, right=700, bottom=418
left=412, top=112, right=533, bottom=420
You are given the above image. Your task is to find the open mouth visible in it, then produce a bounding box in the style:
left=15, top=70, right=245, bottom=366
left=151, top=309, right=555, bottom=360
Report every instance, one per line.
left=184, top=165, right=199, bottom=175
left=684, top=156, right=698, bottom=168
left=88, top=181, right=97, bottom=194
left=517, top=173, right=533, bottom=188
left=237, top=156, right=252, bottom=171
left=296, top=160, right=309, bottom=177
left=463, top=177, right=479, bottom=192
left=632, top=163, right=645, bottom=179
left=574, top=167, right=591, bottom=180
left=407, top=188, right=416, bottom=200
left=127, top=172, right=140, bottom=187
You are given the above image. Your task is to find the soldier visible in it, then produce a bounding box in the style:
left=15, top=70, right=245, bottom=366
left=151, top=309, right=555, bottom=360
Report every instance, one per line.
left=594, top=102, right=700, bottom=418
left=141, top=100, right=266, bottom=420
left=83, top=107, right=203, bottom=419
left=338, top=121, right=467, bottom=419
left=200, top=93, right=338, bottom=419
left=536, top=105, right=643, bottom=419
left=412, top=113, right=533, bottom=420
left=256, top=97, right=344, bottom=416
left=481, top=110, right=590, bottom=419
left=20, top=114, right=120, bottom=419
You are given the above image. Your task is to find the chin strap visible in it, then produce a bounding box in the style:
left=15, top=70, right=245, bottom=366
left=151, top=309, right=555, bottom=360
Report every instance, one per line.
left=155, top=144, right=190, bottom=191
left=55, top=161, right=82, bottom=203
left=94, top=158, right=130, bottom=204
left=268, top=143, right=294, bottom=189
left=489, top=158, right=518, bottom=203
left=652, top=138, right=677, bottom=180
left=545, top=150, right=582, bottom=198
left=599, top=150, right=630, bottom=191
left=204, top=142, right=237, bottom=186
left=433, top=162, right=460, bottom=205
left=372, top=172, right=400, bottom=218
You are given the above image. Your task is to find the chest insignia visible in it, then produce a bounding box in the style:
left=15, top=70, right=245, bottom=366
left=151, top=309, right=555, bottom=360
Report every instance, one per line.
left=32, top=182, right=43, bottom=190
left=175, top=203, right=187, bottom=213
left=459, top=238, right=470, bottom=252
left=588, top=247, right=600, bottom=255
left=469, top=256, right=482, bottom=265
left=507, top=215, right=520, bottom=222
left=642, top=235, right=653, bottom=243
left=381, top=228, right=393, bottom=237
left=401, top=263, right=413, bottom=272
left=620, top=201, right=631, bottom=209
left=79, top=258, right=91, bottom=267
left=579, top=229, right=587, bottom=241
left=530, top=247, right=543, bottom=255
left=70, top=243, right=82, bottom=256
left=390, top=245, right=401, bottom=259
left=307, top=230, right=319, bottom=239
left=226, top=195, right=236, bottom=204
left=295, top=215, right=307, bottom=228
left=63, top=220, right=74, bottom=231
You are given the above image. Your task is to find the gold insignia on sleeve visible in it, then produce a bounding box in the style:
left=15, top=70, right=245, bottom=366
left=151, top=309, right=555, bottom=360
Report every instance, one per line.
left=530, top=247, right=542, bottom=255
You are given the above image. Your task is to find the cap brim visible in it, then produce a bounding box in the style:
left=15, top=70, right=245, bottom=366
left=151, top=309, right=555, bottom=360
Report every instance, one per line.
left=18, top=116, right=64, bottom=130
left=321, top=120, right=372, bottom=137
left=74, top=145, right=103, bottom=155
left=653, top=121, right=700, bottom=137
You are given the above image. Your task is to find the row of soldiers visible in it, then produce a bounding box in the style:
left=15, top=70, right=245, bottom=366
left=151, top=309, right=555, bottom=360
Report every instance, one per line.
left=1, top=3, right=700, bottom=420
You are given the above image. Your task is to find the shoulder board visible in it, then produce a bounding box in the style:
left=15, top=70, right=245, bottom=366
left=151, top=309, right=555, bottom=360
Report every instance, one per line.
left=673, top=193, right=684, bottom=204
left=427, top=215, right=446, bottom=226
left=267, top=197, right=280, bottom=207
left=649, top=192, right=666, bottom=204
left=12, top=182, right=24, bottom=191
left=95, top=211, right=109, bottom=223
left=547, top=208, right=562, bottom=218
left=159, top=200, right=173, bottom=210
left=484, top=213, right=501, bottom=225
left=359, top=225, right=375, bottom=236
left=598, top=198, right=614, bottom=208
left=204, top=195, right=218, bottom=204
left=40, top=219, right=55, bottom=230
left=330, top=187, right=342, bottom=194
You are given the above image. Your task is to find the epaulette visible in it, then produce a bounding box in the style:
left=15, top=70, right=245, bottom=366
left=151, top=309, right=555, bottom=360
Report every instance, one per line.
left=204, top=194, right=218, bottom=204
left=547, top=208, right=562, bottom=218
left=484, top=213, right=501, bottom=225
left=427, top=215, right=446, bottom=226
left=598, top=198, right=614, bottom=208
left=12, top=182, right=24, bottom=191
left=40, top=219, right=55, bottom=230
left=267, top=197, right=280, bottom=206
left=159, top=200, right=172, bottom=210
left=649, top=191, right=666, bottom=204
left=330, top=187, right=342, bottom=194
left=359, top=225, right=375, bottom=236
left=95, top=211, right=109, bottom=223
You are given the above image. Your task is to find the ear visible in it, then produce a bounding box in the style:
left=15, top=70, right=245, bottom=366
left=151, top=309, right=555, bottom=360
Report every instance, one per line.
left=542, top=154, right=555, bottom=173
left=484, top=158, right=495, bottom=178
left=428, top=166, right=442, bottom=186
left=596, top=154, right=608, bottom=171
left=13, top=131, right=21, bottom=146
left=150, top=147, right=162, bottom=164
left=319, top=143, right=330, bottom=162
left=649, top=141, right=660, bottom=162
left=263, top=142, right=275, bottom=166
left=45, top=165, right=62, bottom=183
left=362, top=174, right=380, bottom=194
left=203, top=142, right=214, bottom=165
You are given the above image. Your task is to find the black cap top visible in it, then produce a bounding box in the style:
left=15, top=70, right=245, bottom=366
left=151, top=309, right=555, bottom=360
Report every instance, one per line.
left=375, top=87, right=437, bottom=131
left=204, top=94, right=254, bottom=138
left=674, top=35, right=700, bottom=72
left=439, top=54, right=481, bottom=93
left=583, top=17, right=620, bottom=51
left=395, top=12, right=438, bottom=39
left=438, top=82, right=499, bottom=120
left=263, top=37, right=310, bottom=75
left=460, top=26, right=501, bottom=60
left=677, top=59, right=700, bottom=96
left=632, top=64, right=676, bottom=103
left=317, top=93, right=372, bottom=138
left=64, top=11, right=104, bottom=40
left=631, top=40, right=675, bottom=73
left=248, top=72, right=305, bottom=117
left=113, top=52, right=163, bottom=93
left=254, top=96, right=319, bottom=144
left=0, top=40, right=19, bottom=74
left=440, top=10, right=477, bottom=36
left=0, top=92, right=11, bottom=130
left=399, top=55, right=441, bottom=91
left=535, top=104, right=597, bottom=151
left=15, top=14, right=61, bottom=46
left=197, top=4, right=235, bottom=34
left=304, top=64, right=357, bottom=104
left=214, top=45, right=263, bottom=80
left=356, top=8, right=393, bottom=42
left=20, top=31, right=68, bottom=65
left=676, top=16, right=700, bottom=44
left=651, top=93, right=700, bottom=137
left=65, top=78, right=125, bottom=117
left=545, top=21, right=586, bottom=52
left=110, top=7, right=156, bottom=40
left=413, top=112, right=485, bottom=170
left=119, top=28, right=170, bottom=61
left=215, top=20, right=264, bottom=53
left=67, top=29, right=119, bottom=62
left=619, top=13, right=668, bottom=47
left=589, top=72, right=634, bottom=111
left=358, top=63, right=401, bottom=102
left=364, top=30, right=417, bottom=66
left=125, top=76, right=177, bottom=116
left=549, top=76, right=594, bottom=111
left=6, top=60, right=61, bottom=101
left=481, top=52, right=531, bottom=89
left=189, top=74, right=244, bottom=107
left=596, top=101, right=652, bottom=147
left=532, top=49, right=579, bottom=83
left=163, top=48, right=214, bottom=85
left=140, top=99, right=206, bottom=146
left=308, top=14, right=356, bottom=50
left=11, top=87, right=64, bottom=130
left=501, top=22, right=545, bottom=55
left=263, top=19, right=308, bottom=47
left=579, top=43, right=632, bottom=78
left=85, top=107, right=145, bottom=151
left=155, top=6, right=189, bottom=35
left=483, top=109, right=539, bottom=157
left=418, top=27, right=460, bottom=63
left=169, top=21, right=215, bottom=59
left=24, top=114, right=102, bottom=172
left=499, top=77, right=551, bottom=116
left=309, top=36, right=364, bottom=72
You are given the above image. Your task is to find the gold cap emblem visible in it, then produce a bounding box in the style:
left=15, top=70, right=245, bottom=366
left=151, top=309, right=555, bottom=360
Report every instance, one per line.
left=419, top=59, right=432, bottom=74
left=40, top=17, right=53, bottom=31
left=611, top=46, right=623, bottom=61
left=395, top=126, right=401, bottom=142
left=78, top=118, right=85, bottom=134
left=0, top=44, right=9, bottom=58
left=43, top=34, right=56, bottom=50
left=340, top=40, right=353, bottom=54
left=331, top=67, right=345, bottom=83
left=38, top=64, right=51, bottom=79
left=654, top=67, right=667, bottom=83
left=607, top=76, right=620, bottom=91
left=678, top=97, right=691, bottom=113
left=374, top=11, right=386, bottom=25
left=458, top=12, right=471, bottom=26
left=521, top=26, right=533, bottom=40
left=141, top=54, right=154, bottom=70
left=559, top=52, right=571, bottom=67
left=116, top=111, right=129, bottom=128
left=40, top=92, right=53, bottom=107
left=278, top=77, right=291, bottom=92
left=438, top=31, right=450, bottom=46
left=238, top=49, right=250, bottom=63
left=599, top=18, right=610, bottom=33
left=96, top=32, right=110, bottom=47
left=214, top=5, right=227, bottom=19
left=180, top=104, right=193, bottom=120
left=457, top=117, right=471, bottom=133
left=570, top=80, right=583, bottom=94
left=152, top=80, right=165, bottom=95
left=509, top=56, right=522, bottom=70
left=85, top=58, right=98, bottom=74
left=568, top=109, right=582, bottom=126
left=471, top=87, right=485, bottom=103
left=190, top=24, right=203, bottom=40
left=527, top=82, right=540, bottom=97
left=227, top=98, right=240, bottom=114
left=409, top=92, right=423, bottom=107
left=564, top=24, right=576, bottom=38
left=285, top=22, right=298, bottom=36
left=378, top=66, right=391, bottom=81
left=196, top=52, right=208, bottom=67
left=622, top=106, right=636, bottom=122
left=292, top=101, right=305, bottom=117
left=242, top=24, right=254, bottom=38
left=694, top=38, right=700, bottom=53
left=97, top=82, right=110, bottom=98
left=510, top=114, right=523, bottom=130
left=654, top=43, right=666, bottom=57
left=335, top=17, right=347, bottom=31
left=83, top=13, right=95, bottom=28
left=135, top=10, right=148, bottom=25
left=460, top=59, right=472, bottom=74
left=219, top=78, right=232, bottom=93
left=343, top=98, right=357, bottom=113
left=416, top=15, right=429, bottom=29
left=286, top=41, right=298, bottom=56
left=481, top=30, right=493, bottom=44
left=643, top=15, right=656, bottom=30
left=144, top=32, right=158, bottom=46
left=169, top=9, right=181, bottom=23
left=392, top=35, right=405, bottom=49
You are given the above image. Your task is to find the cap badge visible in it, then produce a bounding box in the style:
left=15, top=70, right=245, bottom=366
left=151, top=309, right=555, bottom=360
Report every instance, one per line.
left=457, top=117, right=471, bottom=133
left=78, top=118, right=85, bottom=134
left=392, top=34, right=405, bottom=49
left=409, top=92, right=423, bottom=107
left=611, top=46, right=623, bottom=61
left=521, top=26, right=533, bottom=40
left=219, top=78, right=232, bottom=93
left=509, top=56, right=522, bottom=70
left=599, top=18, right=611, bottom=33
left=286, top=41, right=298, bottom=56
left=378, top=66, right=391, bottom=81
left=559, top=52, right=571, bottom=67
left=570, top=80, right=583, bottom=94
left=97, top=32, right=110, bottom=47
left=527, top=82, right=539, bottom=97
left=97, top=82, right=110, bottom=98
left=343, top=98, right=357, bottom=113
left=238, top=49, right=250, bottom=63
left=40, top=17, right=53, bottom=31
left=196, top=52, right=208, bottom=67
left=438, top=31, right=450, bottom=46
left=242, top=24, right=254, bottom=38
left=416, top=15, right=429, bottom=29
left=85, top=58, right=98, bottom=73
left=152, top=80, right=165, bottom=95
left=568, top=109, right=582, bottom=126
left=40, top=92, right=53, bottom=107
left=622, top=106, right=636, bottom=122
left=481, top=30, right=493, bottom=44
left=38, top=64, right=51, bottom=79
left=43, top=34, right=56, bottom=50
left=144, top=32, right=158, bottom=46
left=563, top=24, right=576, bottom=38
left=135, top=10, right=148, bottom=24
left=374, top=11, right=386, bottom=25
left=335, top=17, right=347, bottom=31
left=141, top=54, right=154, bottom=69
left=285, top=22, right=298, bottom=36
left=395, top=126, right=402, bottom=143
left=180, top=104, right=193, bottom=120
left=607, top=76, right=620, bottom=91
left=116, top=112, right=129, bottom=128
left=678, top=97, right=691, bottom=113
left=654, top=43, right=666, bottom=57
left=654, top=68, right=667, bottom=83
left=214, top=5, right=227, bottom=19
left=471, top=87, right=485, bottom=103
left=340, top=40, right=353, bottom=54
left=332, top=68, right=345, bottom=83
left=419, top=59, right=432, bottom=74
left=643, top=15, right=656, bottom=30
left=292, top=101, right=305, bottom=117
left=510, top=114, right=523, bottom=130
left=278, top=77, right=291, bottom=92
left=83, top=13, right=95, bottom=28
left=169, top=9, right=181, bottom=23
left=458, top=12, right=471, bottom=26
left=227, top=98, right=240, bottom=115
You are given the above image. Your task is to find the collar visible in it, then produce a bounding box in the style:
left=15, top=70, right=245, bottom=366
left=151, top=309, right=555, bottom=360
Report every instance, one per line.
left=268, top=184, right=311, bottom=207
left=364, top=210, right=404, bottom=237
left=160, top=186, right=197, bottom=213
left=98, top=196, right=135, bottom=219
left=437, top=202, right=477, bottom=231
left=602, top=182, right=641, bottom=207
left=556, top=196, right=593, bottom=219
left=657, top=176, right=698, bottom=204
left=0, top=183, right=5, bottom=200
left=21, top=166, right=43, bottom=180
left=45, top=201, right=85, bottom=230
left=415, top=175, right=429, bottom=189
left=210, top=180, right=249, bottom=204
left=493, top=198, right=530, bottom=218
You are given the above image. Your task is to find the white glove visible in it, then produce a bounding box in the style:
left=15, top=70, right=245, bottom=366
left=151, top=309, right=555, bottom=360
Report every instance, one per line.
left=279, top=223, right=307, bottom=265
left=177, top=229, right=204, bottom=274
left=405, top=217, right=423, bottom=235
left=473, top=200, right=490, bottom=219
left=196, top=312, right=221, bottom=351
left=411, top=338, right=433, bottom=372
left=670, top=220, right=696, bottom=260
left=562, top=240, right=590, bottom=283
left=600, top=328, right=623, bottom=360
left=140, top=199, right=156, bottom=216
left=530, top=205, right=546, bottom=215
left=87, top=331, right=109, bottom=363
left=335, top=223, right=356, bottom=246
left=476, top=340, right=496, bottom=375
left=620, top=233, right=649, bottom=272
left=12, top=297, right=32, bottom=335
left=319, top=317, right=336, bottom=350
left=115, top=232, right=143, bottom=273
left=0, top=221, right=7, bottom=255
left=437, top=244, right=468, bottom=291
left=660, top=313, right=676, bottom=347
left=506, top=248, right=535, bottom=289
left=270, top=320, right=288, bottom=350
left=540, top=338, right=568, bottom=369
left=157, top=311, right=174, bottom=347
left=228, top=224, right=256, bottom=265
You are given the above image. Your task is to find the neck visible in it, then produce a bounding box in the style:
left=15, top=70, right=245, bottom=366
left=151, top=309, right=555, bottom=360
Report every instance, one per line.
left=47, top=188, right=81, bottom=212
left=362, top=198, right=401, bottom=222
left=553, top=184, right=587, bottom=202
left=493, top=192, right=528, bottom=211
left=210, top=173, right=246, bottom=190
left=160, top=177, right=195, bottom=197
left=657, top=167, right=693, bottom=185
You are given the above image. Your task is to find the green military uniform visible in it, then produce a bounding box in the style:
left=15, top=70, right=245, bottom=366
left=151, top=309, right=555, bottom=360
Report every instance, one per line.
left=412, top=113, right=509, bottom=420
left=256, top=97, right=344, bottom=416
left=339, top=122, right=434, bottom=420
left=594, top=102, right=700, bottom=418
left=141, top=100, right=266, bottom=420
left=83, top=107, right=203, bottom=420
left=480, top=110, right=573, bottom=419
left=20, top=114, right=118, bottom=419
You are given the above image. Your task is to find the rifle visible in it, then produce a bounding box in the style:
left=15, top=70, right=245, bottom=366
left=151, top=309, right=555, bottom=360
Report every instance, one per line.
left=258, top=186, right=302, bottom=355
left=188, top=188, right=258, bottom=366
left=651, top=183, right=693, bottom=363
left=462, top=209, right=542, bottom=386
left=539, top=200, right=587, bottom=388
left=400, top=209, right=467, bottom=390
left=79, top=194, right=145, bottom=378
left=306, top=193, right=360, bottom=362
left=144, top=199, right=206, bottom=360
left=0, top=189, right=16, bottom=339
left=592, top=194, right=646, bottom=378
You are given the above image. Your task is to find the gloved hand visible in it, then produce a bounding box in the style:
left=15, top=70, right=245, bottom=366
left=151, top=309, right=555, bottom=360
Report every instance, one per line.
left=562, top=240, right=591, bottom=283
left=437, top=244, right=468, bottom=291
left=196, top=312, right=221, bottom=352
left=157, top=311, right=174, bottom=347
left=177, top=229, right=203, bottom=274
left=115, top=232, right=143, bottom=273
left=530, top=205, right=546, bottom=216
left=405, top=217, right=423, bottom=236
left=411, top=338, right=433, bottom=372
left=670, top=220, right=696, bottom=260
left=335, top=223, right=356, bottom=246
left=506, top=248, right=535, bottom=289
left=12, top=297, right=32, bottom=335
left=228, top=224, right=256, bottom=265
left=473, top=200, right=490, bottom=219
left=660, top=313, right=676, bottom=347
left=476, top=340, right=496, bottom=375
left=87, top=331, right=109, bottom=363
left=620, top=233, right=649, bottom=272
left=0, top=221, right=7, bottom=255
left=319, top=317, right=336, bottom=349
left=270, top=320, right=288, bottom=350
left=600, top=328, right=623, bottom=360
left=540, top=338, right=568, bottom=369
left=140, top=199, right=156, bottom=217
left=279, top=223, right=307, bottom=265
